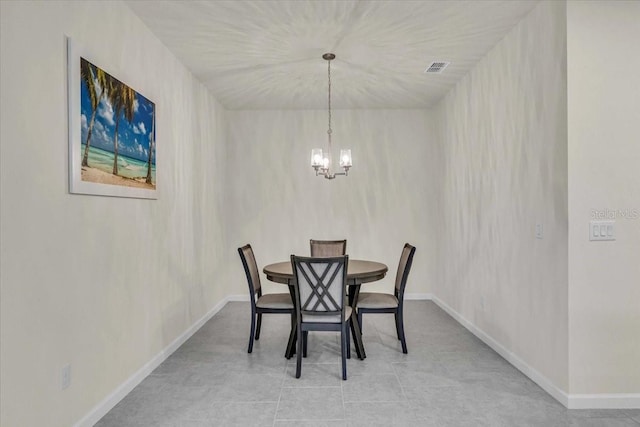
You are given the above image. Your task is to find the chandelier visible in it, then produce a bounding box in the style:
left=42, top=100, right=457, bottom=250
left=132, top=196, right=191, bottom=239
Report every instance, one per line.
left=311, top=53, right=352, bottom=179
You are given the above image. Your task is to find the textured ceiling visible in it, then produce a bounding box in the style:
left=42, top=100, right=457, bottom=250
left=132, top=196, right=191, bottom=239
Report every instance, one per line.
left=126, top=0, right=539, bottom=110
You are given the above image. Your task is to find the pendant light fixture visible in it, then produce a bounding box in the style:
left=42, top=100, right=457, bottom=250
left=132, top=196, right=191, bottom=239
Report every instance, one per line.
left=311, top=53, right=352, bottom=179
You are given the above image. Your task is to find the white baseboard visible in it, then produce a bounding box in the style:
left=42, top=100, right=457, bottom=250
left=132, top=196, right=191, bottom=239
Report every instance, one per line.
left=568, top=394, right=640, bottom=409
left=74, top=295, right=234, bottom=427
left=75, top=292, right=432, bottom=425
left=432, top=296, right=640, bottom=409
left=229, top=293, right=432, bottom=301
left=431, top=296, right=571, bottom=407
left=76, top=291, right=638, bottom=425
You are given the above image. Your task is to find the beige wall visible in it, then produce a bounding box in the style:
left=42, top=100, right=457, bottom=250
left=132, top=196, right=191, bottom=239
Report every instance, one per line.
left=434, top=0, right=569, bottom=392
left=567, top=0, right=640, bottom=396
left=225, top=109, right=438, bottom=297
left=0, top=2, right=228, bottom=426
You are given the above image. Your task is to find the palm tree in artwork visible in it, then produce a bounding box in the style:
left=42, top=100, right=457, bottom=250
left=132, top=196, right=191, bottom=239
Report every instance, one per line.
left=145, top=109, right=155, bottom=185
left=80, top=59, right=108, bottom=167
left=107, top=77, right=136, bottom=176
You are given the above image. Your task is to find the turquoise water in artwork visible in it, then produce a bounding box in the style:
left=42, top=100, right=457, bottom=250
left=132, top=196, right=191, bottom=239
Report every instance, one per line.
left=81, top=144, right=156, bottom=183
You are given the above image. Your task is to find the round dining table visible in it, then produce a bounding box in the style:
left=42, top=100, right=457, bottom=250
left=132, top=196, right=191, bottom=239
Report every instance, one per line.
left=263, top=259, right=388, bottom=359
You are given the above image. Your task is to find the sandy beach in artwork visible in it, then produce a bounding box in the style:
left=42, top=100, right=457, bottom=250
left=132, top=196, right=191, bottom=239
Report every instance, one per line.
left=82, top=166, right=155, bottom=189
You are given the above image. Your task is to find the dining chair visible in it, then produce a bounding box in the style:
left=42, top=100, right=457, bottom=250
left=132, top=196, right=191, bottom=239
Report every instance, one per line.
left=356, top=243, right=416, bottom=354
left=238, top=244, right=294, bottom=353
left=291, top=254, right=351, bottom=380
left=309, top=239, right=347, bottom=257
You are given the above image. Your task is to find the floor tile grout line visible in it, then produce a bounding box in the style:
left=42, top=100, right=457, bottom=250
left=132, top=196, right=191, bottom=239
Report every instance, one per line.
left=341, top=371, right=346, bottom=423
left=271, top=361, right=287, bottom=427
left=374, top=318, right=411, bottom=406
left=94, top=301, right=637, bottom=426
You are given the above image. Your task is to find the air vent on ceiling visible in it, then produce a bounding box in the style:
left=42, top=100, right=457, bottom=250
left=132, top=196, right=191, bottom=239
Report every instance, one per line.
left=424, top=61, right=450, bottom=74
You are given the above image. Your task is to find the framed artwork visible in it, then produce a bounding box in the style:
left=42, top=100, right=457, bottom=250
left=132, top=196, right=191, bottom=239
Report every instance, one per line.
left=67, top=37, right=156, bottom=199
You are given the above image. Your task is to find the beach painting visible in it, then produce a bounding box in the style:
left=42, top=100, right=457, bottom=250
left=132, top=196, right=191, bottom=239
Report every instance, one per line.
left=68, top=38, right=156, bottom=199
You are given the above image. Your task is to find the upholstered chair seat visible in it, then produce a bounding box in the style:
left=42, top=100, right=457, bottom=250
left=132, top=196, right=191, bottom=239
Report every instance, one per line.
left=256, top=293, right=294, bottom=310
left=357, top=293, right=398, bottom=310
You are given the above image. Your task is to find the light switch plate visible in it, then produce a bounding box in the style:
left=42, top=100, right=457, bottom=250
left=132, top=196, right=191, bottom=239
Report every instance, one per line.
left=589, top=221, right=615, bottom=241
left=535, top=223, right=543, bottom=239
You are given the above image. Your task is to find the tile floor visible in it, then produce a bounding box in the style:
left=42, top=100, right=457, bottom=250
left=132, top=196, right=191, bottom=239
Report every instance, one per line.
left=96, top=301, right=639, bottom=426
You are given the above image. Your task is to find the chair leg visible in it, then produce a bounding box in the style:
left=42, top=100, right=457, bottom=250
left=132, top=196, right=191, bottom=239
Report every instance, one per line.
left=351, top=311, right=365, bottom=360
left=397, top=308, right=408, bottom=354
left=358, top=311, right=363, bottom=335
left=346, top=322, right=351, bottom=359
left=296, top=326, right=303, bottom=378
left=303, top=331, right=308, bottom=358
left=341, top=322, right=347, bottom=380
left=255, top=312, right=263, bottom=340
left=394, top=312, right=401, bottom=340
left=285, top=312, right=296, bottom=359
left=248, top=310, right=256, bottom=353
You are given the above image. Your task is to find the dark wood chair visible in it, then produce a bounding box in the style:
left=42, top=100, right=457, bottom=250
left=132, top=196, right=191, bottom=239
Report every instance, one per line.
left=356, top=243, right=416, bottom=354
left=309, top=239, right=347, bottom=257
left=238, top=244, right=294, bottom=353
left=291, top=254, right=351, bottom=380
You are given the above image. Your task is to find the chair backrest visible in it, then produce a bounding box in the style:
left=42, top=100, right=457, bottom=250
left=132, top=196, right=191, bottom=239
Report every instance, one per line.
left=291, top=255, right=348, bottom=320
left=309, top=239, right=347, bottom=257
left=395, top=244, right=416, bottom=300
left=238, top=244, right=261, bottom=302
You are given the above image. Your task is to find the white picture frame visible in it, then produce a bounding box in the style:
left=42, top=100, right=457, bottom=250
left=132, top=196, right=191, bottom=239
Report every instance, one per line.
left=67, top=37, right=157, bottom=199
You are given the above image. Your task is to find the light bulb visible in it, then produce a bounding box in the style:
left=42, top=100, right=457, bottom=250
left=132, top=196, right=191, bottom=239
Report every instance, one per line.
left=311, top=149, right=323, bottom=166
left=339, top=149, right=352, bottom=167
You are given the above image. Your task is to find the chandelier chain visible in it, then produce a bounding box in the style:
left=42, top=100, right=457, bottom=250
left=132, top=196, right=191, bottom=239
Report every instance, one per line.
left=327, top=57, right=332, bottom=154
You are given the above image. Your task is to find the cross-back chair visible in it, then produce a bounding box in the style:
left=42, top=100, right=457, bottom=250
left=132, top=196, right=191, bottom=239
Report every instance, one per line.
left=291, top=255, right=351, bottom=380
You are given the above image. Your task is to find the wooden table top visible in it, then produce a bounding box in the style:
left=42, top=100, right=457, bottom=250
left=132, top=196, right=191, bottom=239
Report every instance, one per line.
left=263, top=259, right=388, bottom=285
